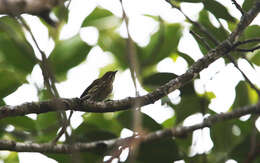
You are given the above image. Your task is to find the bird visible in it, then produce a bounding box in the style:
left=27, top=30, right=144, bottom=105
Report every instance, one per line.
left=80, top=71, right=118, bottom=101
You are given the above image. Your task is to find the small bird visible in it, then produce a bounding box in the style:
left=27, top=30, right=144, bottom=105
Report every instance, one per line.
left=80, top=71, right=117, bottom=101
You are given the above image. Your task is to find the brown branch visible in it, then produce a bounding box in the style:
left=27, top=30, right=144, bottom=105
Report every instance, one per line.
left=189, top=30, right=211, bottom=51
left=16, top=16, right=68, bottom=143
left=231, top=0, right=245, bottom=15
left=0, top=0, right=59, bottom=15
left=0, top=1, right=260, bottom=119
left=0, top=102, right=260, bottom=153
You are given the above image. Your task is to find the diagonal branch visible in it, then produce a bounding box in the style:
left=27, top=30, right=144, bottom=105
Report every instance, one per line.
left=0, top=102, right=260, bottom=153
left=0, top=2, right=260, bottom=119
left=17, top=16, right=69, bottom=143
left=231, top=0, right=245, bottom=15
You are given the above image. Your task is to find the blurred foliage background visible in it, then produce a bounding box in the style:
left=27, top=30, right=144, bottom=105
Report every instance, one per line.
left=0, top=0, right=260, bottom=162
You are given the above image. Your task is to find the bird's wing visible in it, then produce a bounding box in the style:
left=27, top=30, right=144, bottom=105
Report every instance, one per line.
left=80, top=79, right=99, bottom=98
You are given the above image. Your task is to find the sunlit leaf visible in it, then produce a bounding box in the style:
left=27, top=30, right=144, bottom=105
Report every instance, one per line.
left=48, top=35, right=92, bottom=81
left=4, top=152, right=19, bottom=163
left=162, top=116, right=176, bottom=128
left=243, top=25, right=260, bottom=47
left=232, top=81, right=250, bottom=109
left=175, top=51, right=195, bottom=66
left=174, top=0, right=202, bottom=2
left=82, top=7, right=121, bottom=30
left=250, top=51, right=260, bottom=66
left=203, top=0, right=235, bottom=22
left=0, top=17, right=36, bottom=74
left=0, top=70, right=26, bottom=98
left=242, top=0, right=255, bottom=12
left=98, top=31, right=128, bottom=69
left=139, top=23, right=183, bottom=67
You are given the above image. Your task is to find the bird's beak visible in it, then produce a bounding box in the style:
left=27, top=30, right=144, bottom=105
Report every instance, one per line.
left=113, top=70, right=118, bottom=74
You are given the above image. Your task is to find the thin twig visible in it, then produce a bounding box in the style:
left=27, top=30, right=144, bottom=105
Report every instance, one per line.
left=0, top=102, right=260, bottom=153
left=236, top=45, right=260, bottom=52
left=1, top=2, right=258, bottom=118
left=231, top=0, right=245, bottom=15
left=166, top=0, right=220, bottom=46
left=16, top=16, right=69, bottom=143
left=120, top=0, right=142, bottom=162
left=234, top=38, right=260, bottom=46
left=226, top=54, right=260, bottom=96
left=189, top=30, right=211, bottom=51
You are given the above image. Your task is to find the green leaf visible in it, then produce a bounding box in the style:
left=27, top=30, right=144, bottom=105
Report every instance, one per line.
left=48, top=35, right=92, bottom=81
left=36, top=112, right=59, bottom=142
left=135, top=138, right=181, bottom=162
left=98, top=31, right=128, bottom=69
left=0, top=17, right=36, bottom=74
left=175, top=135, right=192, bottom=157
left=0, top=16, right=25, bottom=40
left=179, top=82, right=196, bottom=96
left=82, top=7, right=121, bottom=30
left=0, top=69, right=26, bottom=98
left=251, top=51, right=260, bottom=66
left=0, top=116, right=37, bottom=133
left=191, top=10, right=229, bottom=54
left=162, top=116, right=176, bottom=128
left=203, top=0, right=235, bottom=22
left=0, top=99, right=5, bottom=106
left=174, top=95, right=205, bottom=123
left=116, top=110, right=162, bottom=131
left=71, top=122, right=117, bottom=143
left=47, top=152, right=102, bottom=163
left=242, top=0, right=255, bottom=12
left=232, top=81, right=250, bottom=109
left=82, top=113, right=123, bottom=136
left=243, top=25, right=260, bottom=47
left=142, top=72, right=178, bottom=91
left=4, top=152, right=19, bottom=163
left=211, top=120, right=241, bottom=153
left=45, top=154, right=71, bottom=163
left=139, top=23, right=183, bottom=67
left=176, top=51, right=195, bottom=66
left=53, top=4, right=69, bottom=23
left=174, top=0, right=202, bottom=2
left=229, top=134, right=260, bottom=162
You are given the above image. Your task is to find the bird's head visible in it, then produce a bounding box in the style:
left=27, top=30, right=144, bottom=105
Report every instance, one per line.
left=101, top=70, right=117, bottom=81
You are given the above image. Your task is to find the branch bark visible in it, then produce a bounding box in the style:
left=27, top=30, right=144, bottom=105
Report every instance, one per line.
left=0, top=2, right=260, bottom=119
left=0, top=102, right=259, bottom=153
left=0, top=0, right=59, bottom=15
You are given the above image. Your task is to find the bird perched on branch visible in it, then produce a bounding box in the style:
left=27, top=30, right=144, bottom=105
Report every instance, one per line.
left=80, top=71, right=118, bottom=101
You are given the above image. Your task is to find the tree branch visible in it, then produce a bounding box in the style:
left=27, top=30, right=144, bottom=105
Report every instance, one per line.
left=166, top=0, right=220, bottom=45
left=231, top=0, right=245, bottom=15
left=0, top=102, right=260, bottom=153
left=0, top=0, right=59, bottom=15
left=0, top=2, right=260, bottom=119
